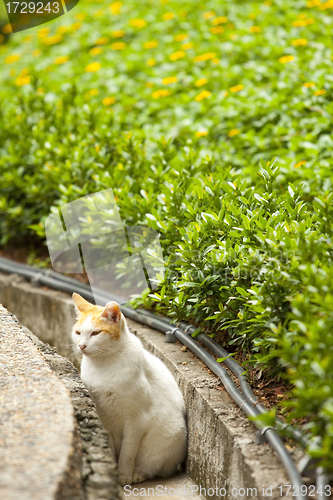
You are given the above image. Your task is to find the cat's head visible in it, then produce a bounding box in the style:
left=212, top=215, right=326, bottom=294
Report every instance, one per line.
left=72, top=293, right=125, bottom=358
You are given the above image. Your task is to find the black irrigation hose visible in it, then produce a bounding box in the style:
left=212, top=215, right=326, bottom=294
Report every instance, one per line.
left=139, top=310, right=308, bottom=448
left=0, top=256, right=319, bottom=498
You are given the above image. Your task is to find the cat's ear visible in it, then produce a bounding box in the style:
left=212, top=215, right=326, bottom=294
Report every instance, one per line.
left=72, top=293, right=93, bottom=316
left=101, top=301, right=121, bottom=323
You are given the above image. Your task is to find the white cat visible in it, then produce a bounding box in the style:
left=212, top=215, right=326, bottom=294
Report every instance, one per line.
left=71, top=293, right=187, bottom=486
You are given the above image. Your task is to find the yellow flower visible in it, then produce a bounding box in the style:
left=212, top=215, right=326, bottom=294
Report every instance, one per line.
left=293, top=18, right=314, bottom=27
left=228, top=129, right=240, bottom=137
left=111, top=42, right=127, bottom=50
left=113, top=30, right=125, bottom=38
left=195, top=131, right=208, bottom=137
left=42, top=35, right=63, bottom=45
left=0, top=34, right=4, bottom=44
left=146, top=82, right=154, bottom=87
left=103, top=97, right=116, bottom=105
left=314, top=89, right=326, bottom=96
left=16, top=75, right=30, bottom=86
left=75, top=13, right=86, bottom=20
left=210, top=27, right=224, bottom=34
left=230, top=84, right=244, bottom=92
left=147, top=58, right=156, bottom=66
left=182, top=43, right=193, bottom=50
left=174, top=34, right=188, bottom=41
left=19, top=68, right=29, bottom=77
left=110, top=2, right=122, bottom=15
left=303, top=82, right=315, bottom=88
left=194, top=52, right=216, bottom=62
left=90, top=47, right=103, bottom=55
left=2, top=24, right=12, bottom=34
left=307, top=0, right=321, bottom=5
left=162, top=13, right=175, bottom=21
left=89, top=89, right=99, bottom=96
left=33, top=50, right=41, bottom=57
left=23, top=35, right=33, bottom=42
left=292, top=38, right=308, bottom=46
left=279, top=55, right=294, bottom=63
left=162, top=76, right=177, bottom=85
left=96, top=37, right=109, bottom=45
left=70, top=23, right=82, bottom=32
left=144, top=41, right=159, bottom=49
left=195, top=78, right=208, bottom=87
left=55, top=56, right=69, bottom=65
left=5, top=54, right=20, bottom=64
left=319, top=0, right=333, bottom=9
left=86, top=62, right=101, bottom=72
left=213, top=58, right=220, bottom=64
left=57, top=26, right=67, bottom=34
left=203, top=11, right=215, bottom=20
left=212, top=16, right=228, bottom=25
left=129, top=19, right=147, bottom=28
left=250, top=26, right=261, bottom=33
left=152, top=89, right=170, bottom=98
left=38, top=27, right=50, bottom=38
left=170, top=51, right=185, bottom=61
left=295, top=161, right=306, bottom=168
left=195, top=90, right=211, bottom=101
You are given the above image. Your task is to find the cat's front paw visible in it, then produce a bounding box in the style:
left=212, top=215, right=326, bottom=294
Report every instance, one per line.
left=132, top=471, right=148, bottom=484
left=119, top=474, right=133, bottom=486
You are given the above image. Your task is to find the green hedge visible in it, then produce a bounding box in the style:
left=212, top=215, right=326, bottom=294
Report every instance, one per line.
left=1, top=0, right=333, bottom=470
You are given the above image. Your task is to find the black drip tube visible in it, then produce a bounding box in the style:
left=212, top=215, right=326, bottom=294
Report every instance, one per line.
left=1, top=256, right=330, bottom=498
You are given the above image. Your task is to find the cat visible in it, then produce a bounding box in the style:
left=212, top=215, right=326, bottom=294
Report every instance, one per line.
left=71, top=292, right=187, bottom=486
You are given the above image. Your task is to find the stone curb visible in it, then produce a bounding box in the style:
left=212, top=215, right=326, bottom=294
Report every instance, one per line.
left=0, top=272, right=291, bottom=500
left=0, top=305, right=81, bottom=500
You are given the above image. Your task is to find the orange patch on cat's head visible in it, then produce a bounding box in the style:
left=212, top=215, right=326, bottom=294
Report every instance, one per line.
left=72, top=293, right=123, bottom=339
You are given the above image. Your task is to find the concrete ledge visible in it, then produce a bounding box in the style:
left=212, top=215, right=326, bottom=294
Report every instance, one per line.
left=0, top=305, right=81, bottom=500
left=0, top=271, right=290, bottom=500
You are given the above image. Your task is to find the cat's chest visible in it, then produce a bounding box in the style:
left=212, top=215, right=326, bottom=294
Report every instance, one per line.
left=90, top=386, right=124, bottom=416
left=81, top=358, right=137, bottom=400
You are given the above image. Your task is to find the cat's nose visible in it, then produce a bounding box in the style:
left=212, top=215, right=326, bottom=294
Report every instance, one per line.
left=79, top=343, right=87, bottom=351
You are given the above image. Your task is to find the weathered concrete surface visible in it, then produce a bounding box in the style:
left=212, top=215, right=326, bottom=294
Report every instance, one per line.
left=0, top=271, right=291, bottom=499
left=0, top=305, right=81, bottom=500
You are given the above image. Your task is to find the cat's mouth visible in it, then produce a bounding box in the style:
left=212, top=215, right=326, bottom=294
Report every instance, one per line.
left=79, top=347, right=90, bottom=356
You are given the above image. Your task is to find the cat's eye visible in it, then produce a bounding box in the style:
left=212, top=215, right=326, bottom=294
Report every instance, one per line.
left=91, top=330, right=101, bottom=336
left=75, top=330, right=81, bottom=335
